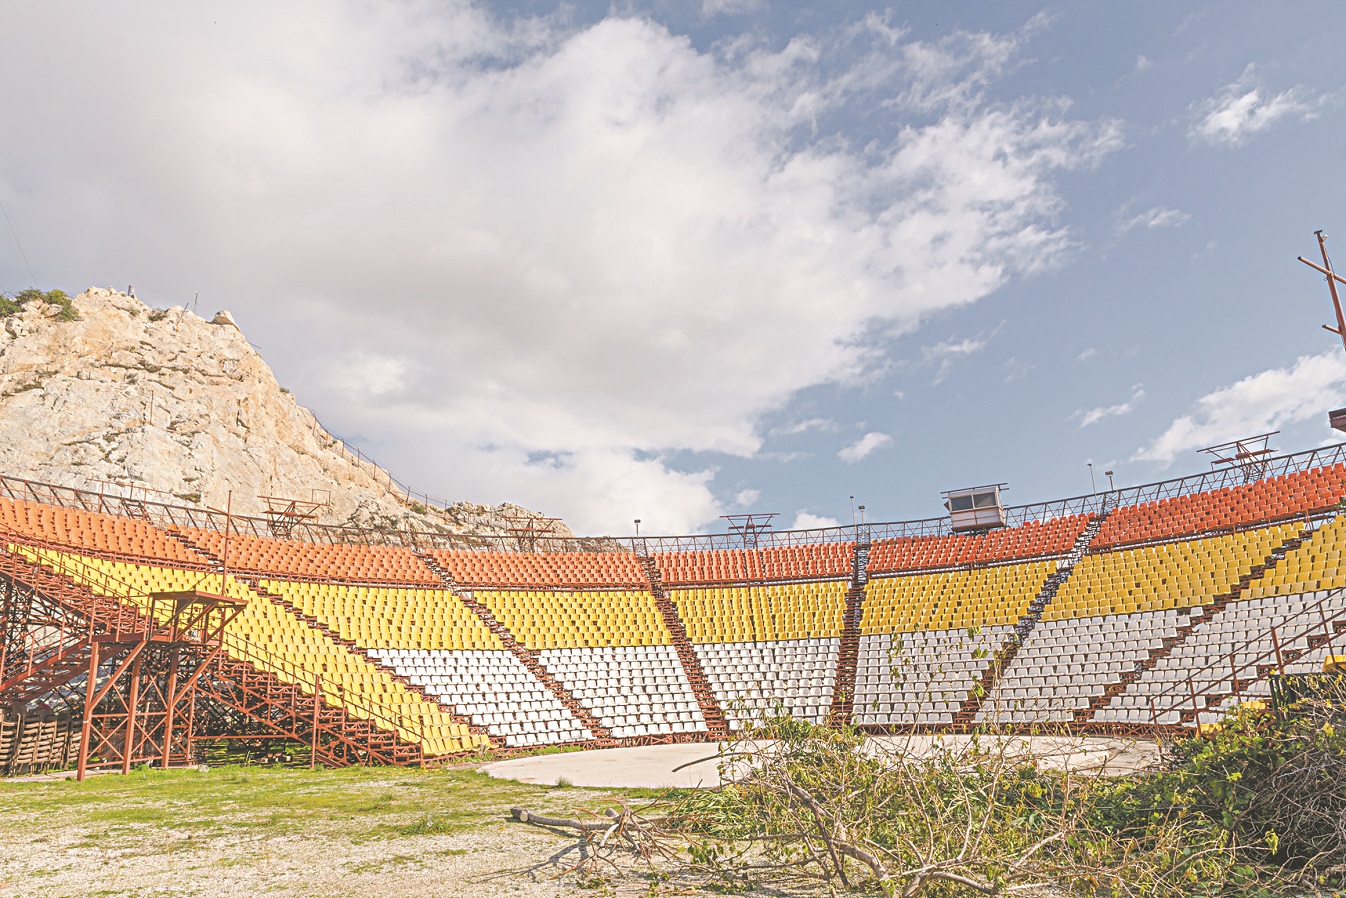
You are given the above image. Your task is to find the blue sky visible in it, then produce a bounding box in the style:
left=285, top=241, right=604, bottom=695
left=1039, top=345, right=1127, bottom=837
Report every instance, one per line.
left=3, top=2, right=1346, bottom=535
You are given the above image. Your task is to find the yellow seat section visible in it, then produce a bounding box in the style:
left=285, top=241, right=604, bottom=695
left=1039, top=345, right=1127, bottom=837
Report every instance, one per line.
left=669, top=581, right=848, bottom=644
left=258, top=580, right=501, bottom=651
left=1047, top=523, right=1298, bottom=621
left=1242, top=517, right=1346, bottom=600
left=20, top=549, right=487, bottom=757
left=476, top=589, right=669, bottom=650
left=860, top=560, right=1054, bottom=634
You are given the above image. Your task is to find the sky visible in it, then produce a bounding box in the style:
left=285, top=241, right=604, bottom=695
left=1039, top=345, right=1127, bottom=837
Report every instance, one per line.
left=3, top=1, right=1346, bottom=536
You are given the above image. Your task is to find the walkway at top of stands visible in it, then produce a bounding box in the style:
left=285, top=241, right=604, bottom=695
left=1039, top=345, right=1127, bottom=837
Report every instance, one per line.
left=1, top=441, right=1344, bottom=554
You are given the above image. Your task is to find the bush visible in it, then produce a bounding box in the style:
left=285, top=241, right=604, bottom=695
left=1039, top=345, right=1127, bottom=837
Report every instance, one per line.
left=0, top=288, right=80, bottom=321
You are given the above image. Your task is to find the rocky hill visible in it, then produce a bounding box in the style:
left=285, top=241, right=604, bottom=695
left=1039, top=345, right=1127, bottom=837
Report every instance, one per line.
left=0, top=287, right=570, bottom=539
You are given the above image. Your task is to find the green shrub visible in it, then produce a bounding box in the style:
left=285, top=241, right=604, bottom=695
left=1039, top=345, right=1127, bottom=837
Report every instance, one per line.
left=0, top=288, right=80, bottom=321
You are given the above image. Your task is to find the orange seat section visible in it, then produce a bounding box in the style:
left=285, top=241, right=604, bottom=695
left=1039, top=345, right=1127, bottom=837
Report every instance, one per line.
left=652, top=543, right=855, bottom=586
left=868, top=514, right=1090, bottom=574
left=432, top=550, right=650, bottom=589
left=182, top=528, right=439, bottom=585
left=0, top=495, right=210, bottom=568
left=1094, top=465, right=1346, bottom=549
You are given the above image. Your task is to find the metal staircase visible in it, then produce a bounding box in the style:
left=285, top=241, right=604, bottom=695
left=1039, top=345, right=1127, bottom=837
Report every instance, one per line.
left=828, top=540, right=869, bottom=728
left=639, top=557, right=728, bottom=739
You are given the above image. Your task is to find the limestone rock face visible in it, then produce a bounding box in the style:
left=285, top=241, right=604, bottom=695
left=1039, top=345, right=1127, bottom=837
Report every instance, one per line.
left=0, top=288, right=571, bottom=538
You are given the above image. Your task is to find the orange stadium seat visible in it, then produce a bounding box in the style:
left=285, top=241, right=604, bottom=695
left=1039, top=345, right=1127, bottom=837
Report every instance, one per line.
left=867, top=514, right=1090, bottom=574
left=0, top=495, right=210, bottom=568
left=652, top=543, right=855, bottom=586
left=1093, top=465, right=1346, bottom=549
left=431, top=550, right=649, bottom=589
left=181, top=528, right=440, bottom=585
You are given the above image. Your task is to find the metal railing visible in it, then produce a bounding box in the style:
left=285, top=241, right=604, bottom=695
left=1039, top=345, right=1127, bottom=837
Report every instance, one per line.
left=1144, top=585, right=1346, bottom=726
left=0, top=441, right=1344, bottom=554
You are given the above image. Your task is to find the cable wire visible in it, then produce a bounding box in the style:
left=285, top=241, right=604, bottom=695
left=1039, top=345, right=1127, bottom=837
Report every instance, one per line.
left=0, top=193, right=38, bottom=289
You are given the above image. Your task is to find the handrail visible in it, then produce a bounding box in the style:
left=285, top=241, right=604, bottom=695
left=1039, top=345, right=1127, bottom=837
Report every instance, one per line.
left=0, top=442, right=1343, bottom=552
left=1145, top=584, right=1346, bottom=722
left=0, top=536, right=439, bottom=756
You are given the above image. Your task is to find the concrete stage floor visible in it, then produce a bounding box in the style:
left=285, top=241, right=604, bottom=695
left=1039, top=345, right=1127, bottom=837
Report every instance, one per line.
left=479, top=734, right=1164, bottom=789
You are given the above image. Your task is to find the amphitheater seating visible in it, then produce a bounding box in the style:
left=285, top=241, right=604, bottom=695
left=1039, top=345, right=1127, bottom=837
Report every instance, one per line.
left=979, top=610, right=1191, bottom=725
left=695, top=639, right=838, bottom=728
left=475, top=588, right=707, bottom=736
left=539, top=645, right=706, bottom=738
left=668, top=582, right=846, bottom=728
left=1101, top=589, right=1346, bottom=727
left=0, top=495, right=208, bottom=567
left=1242, top=515, right=1346, bottom=600
left=1093, top=465, right=1346, bottom=549
left=431, top=550, right=648, bottom=589
left=20, top=549, right=485, bottom=757
left=861, top=561, right=1054, bottom=634
left=369, top=648, right=590, bottom=747
left=653, top=543, right=854, bottom=586
left=867, top=515, right=1089, bottom=574
left=183, top=528, right=438, bottom=585
left=1048, top=524, right=1300, bottom=621
left=855, top=627, right=1009, bottom=727
left=670, top=582, right=848, bottom=643
left=257, top=580, right=499, bottom=650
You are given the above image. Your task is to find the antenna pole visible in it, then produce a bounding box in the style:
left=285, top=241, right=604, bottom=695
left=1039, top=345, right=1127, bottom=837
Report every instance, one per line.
left=1299, top=231, right=1346, bottom=354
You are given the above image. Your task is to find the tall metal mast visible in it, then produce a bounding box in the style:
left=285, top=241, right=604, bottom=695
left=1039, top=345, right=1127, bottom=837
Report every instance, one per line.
left=1298, top=230, right=1346, bottom=354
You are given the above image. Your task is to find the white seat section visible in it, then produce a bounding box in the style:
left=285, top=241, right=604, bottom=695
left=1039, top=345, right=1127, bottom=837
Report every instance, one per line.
left=856, top=627, right=1008, bottom=727
left=693, top=638, right=839, bottom=729
left=980, top=609, right=1190, bottom=726
left=367, top=648, right=591, bottom=746
left=537, top=644, right=706, bottom=739
left=1101, top=589, right=1346, bottom=728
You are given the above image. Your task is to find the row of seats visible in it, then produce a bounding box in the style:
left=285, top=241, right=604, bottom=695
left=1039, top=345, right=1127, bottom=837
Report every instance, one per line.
left=19, top=549, right=487, bottom=757
left=853, top=628, right=1009, bottom=727
left=977, top=610, right=1191, bottom=725
left=183, top=528, right=440, bottom=585
left=1049, top=524, right=1298, bottom=621
left=867, top=515, right=1090, bottom=573
left=1093, top=465, right=1346, bottom=548
left=538, top=645, right=706, bottom=738
left=476, top=589, right=672, bottom=649
left=693, top=638, right=838, bottom=728
left=0, top=495, right=208, bottom=567
left=257, top=580, right=500, bottom=651
left=670, top=582, right=848, bottom=643
left=860, top=561, right=1054, bottom=634
left=432, top=550, right=649, bottom=589
left=368, top=648, right=591, bottom=747
left=653, top=544, right=855, bottom=585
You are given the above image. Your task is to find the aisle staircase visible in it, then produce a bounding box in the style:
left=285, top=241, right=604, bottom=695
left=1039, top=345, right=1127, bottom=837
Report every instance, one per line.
left=639, top=557, right=728, bottom=739
left=828, top=541, right=869, bottom=727
left=417, top=552, right=611, bottom=745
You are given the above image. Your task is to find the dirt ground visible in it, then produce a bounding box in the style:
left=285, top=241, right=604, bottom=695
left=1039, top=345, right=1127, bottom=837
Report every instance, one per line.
left=0, top=736, right=1163, bottom=897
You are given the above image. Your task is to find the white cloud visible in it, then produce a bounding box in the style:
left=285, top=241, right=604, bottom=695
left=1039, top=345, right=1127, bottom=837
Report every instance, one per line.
left=1134, top=352, right=1346, bottom=465
left=923, top=336, right=989, bottom=384
left=838, top=431, right=893, bottom=463
left=702, top=0, right=763, bottom=16
left=1118, top=206, right=1191, bottom=234
left=1190, top=64, right=1328, bottom=147
left=1075, top=385, right=1145, bottom=428
left=1134, top=55, right=1152, bottom=73
left=0, top=7, right=1121, bottom=533
left=1076, top=347, right=1098, bottom=362
left=791, top=511, right=841, bottom=530
left=770, top=417, right=837, bottom=437
left=733, top=488, right=760, bottom=507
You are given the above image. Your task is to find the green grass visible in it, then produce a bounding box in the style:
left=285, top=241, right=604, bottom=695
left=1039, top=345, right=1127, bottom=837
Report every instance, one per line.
left=0, top=763, right=672, bottom=849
